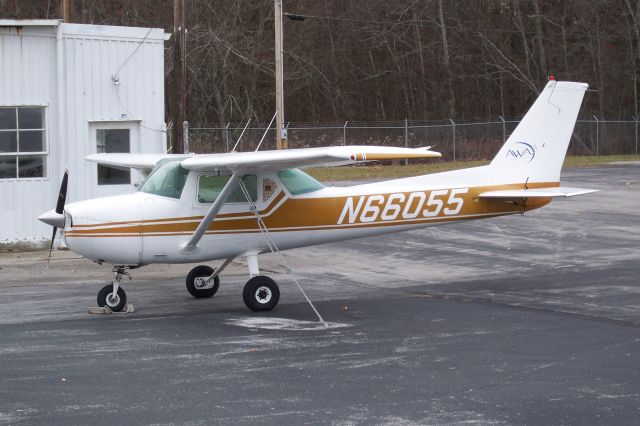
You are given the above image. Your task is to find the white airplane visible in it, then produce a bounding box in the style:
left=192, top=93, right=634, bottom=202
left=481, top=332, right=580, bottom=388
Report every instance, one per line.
left=39, top=80, right=596, bottom=313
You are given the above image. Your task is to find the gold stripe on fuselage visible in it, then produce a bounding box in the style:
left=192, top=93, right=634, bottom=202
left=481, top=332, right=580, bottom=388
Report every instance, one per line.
left=65, top=182, right=555, bottom=238
left=63, top=212, right=510, bottom=238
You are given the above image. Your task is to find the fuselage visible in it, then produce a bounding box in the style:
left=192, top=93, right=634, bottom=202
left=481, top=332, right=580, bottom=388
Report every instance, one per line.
left=61, top=165, right=553, bottom=266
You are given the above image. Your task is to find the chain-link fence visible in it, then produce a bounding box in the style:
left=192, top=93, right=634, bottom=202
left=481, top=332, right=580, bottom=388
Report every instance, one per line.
left=185, top=117, right=640, bottom=161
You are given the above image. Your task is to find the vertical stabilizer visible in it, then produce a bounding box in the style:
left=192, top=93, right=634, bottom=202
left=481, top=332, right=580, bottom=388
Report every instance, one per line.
left=490, top=81, right=588, bottom=183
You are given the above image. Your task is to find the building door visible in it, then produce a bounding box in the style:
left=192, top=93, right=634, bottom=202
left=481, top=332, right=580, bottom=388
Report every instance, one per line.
left=89, top=121, right=141, bottom=198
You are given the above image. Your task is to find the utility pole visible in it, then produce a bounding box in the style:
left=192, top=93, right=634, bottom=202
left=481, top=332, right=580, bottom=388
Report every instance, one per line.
left=274, top=0, right=287, bottom=149
left=61, top=0, right=71, bottom=22
left=173, top=0, right=186, bottom=153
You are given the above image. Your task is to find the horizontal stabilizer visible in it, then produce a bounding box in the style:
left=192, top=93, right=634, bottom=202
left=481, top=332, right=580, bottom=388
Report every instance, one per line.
left=479, top=187, right=598, bottom=199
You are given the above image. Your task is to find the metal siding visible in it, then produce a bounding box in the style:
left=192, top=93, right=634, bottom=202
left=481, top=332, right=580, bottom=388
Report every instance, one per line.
left=0, top=23, right=166, bottom=244
left=0, top=28, right=58, bottom=242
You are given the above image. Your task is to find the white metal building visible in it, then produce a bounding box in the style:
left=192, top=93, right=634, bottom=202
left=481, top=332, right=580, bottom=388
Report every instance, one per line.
left=0, top=20, right=169, bottom=248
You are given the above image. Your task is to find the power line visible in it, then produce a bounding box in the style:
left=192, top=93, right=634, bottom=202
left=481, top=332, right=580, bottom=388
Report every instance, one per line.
left=115, top=86, right=166, bottom=134
left=112, top=28, right=153, bottom=81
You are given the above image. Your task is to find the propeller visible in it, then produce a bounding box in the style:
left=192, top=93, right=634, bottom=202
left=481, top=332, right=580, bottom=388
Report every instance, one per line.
left=47, top=170, right=69, bottom=264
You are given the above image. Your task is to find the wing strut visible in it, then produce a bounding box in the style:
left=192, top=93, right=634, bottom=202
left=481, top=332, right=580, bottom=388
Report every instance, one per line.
left=179, top=172, right=241, bottom=253
left=238, top=180, right=327, bottom=327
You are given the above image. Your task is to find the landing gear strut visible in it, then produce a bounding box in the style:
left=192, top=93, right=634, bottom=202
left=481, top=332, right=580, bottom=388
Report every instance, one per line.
left=96, top=266, right=130, bottom=312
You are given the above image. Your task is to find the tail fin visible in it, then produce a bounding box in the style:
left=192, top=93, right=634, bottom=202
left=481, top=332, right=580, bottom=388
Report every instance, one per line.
left=490, top=81, right=588, bottom=183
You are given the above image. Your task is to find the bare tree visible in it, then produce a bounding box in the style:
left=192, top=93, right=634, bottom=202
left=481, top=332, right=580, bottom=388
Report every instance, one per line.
left=1, top=0, right=635, bottom=122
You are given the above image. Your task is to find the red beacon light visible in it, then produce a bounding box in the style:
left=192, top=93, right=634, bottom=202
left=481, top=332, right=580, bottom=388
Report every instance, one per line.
left=548, top=75, right=556, bottom=81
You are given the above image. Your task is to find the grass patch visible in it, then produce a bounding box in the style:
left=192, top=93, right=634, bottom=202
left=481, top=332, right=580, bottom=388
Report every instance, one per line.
left=562, top=154, right=640, bottom=168
left=307, top=155, right=640, bottom=182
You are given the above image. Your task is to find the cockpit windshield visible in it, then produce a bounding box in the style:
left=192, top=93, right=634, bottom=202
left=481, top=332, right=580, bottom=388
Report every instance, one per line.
left=139, top=159, right=189, bottom=199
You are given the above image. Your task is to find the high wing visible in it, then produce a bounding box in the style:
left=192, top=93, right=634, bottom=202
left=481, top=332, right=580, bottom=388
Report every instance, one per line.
left=85, top=153, right=190, bottom=175
left=479, top=187, right=598, bottom=199
left=177, top=145, right=440, bottom=253
left=180, top=145, right=441, bottom=172
left=85, top=146, right=440, bottom=174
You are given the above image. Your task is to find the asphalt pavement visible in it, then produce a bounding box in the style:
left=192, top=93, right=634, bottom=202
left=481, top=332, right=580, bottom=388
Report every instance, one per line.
left=0, top=164, right=638, bottom=425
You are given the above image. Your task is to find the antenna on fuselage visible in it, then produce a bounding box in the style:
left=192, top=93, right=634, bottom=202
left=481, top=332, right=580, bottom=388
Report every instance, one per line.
left=231, top=119, right=252, bottom=152
left=255, top=111, right=278, bottom=152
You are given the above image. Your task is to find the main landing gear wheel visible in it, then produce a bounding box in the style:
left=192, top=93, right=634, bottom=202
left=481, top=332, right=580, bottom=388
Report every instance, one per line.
left=243, top=275, right=280, bottom=312
left=186, top=265, right=220, bottom=298
left=97, top=284, right=127, bottom=312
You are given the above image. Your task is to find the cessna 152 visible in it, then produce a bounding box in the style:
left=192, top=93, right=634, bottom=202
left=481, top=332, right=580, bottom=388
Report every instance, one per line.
left=39, top=80, right=596, bottom=313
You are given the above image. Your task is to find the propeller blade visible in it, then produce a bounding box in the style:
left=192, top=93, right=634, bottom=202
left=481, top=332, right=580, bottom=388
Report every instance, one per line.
left=48, top=171, right=68, bottom=267
left=47, top=227, right=58, bottom=266
left=55, top=170, right=69, bottom=214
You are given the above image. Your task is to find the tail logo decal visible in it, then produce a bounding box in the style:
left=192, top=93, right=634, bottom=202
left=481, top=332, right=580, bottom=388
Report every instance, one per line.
left=506, top=142, right=537, bottom=163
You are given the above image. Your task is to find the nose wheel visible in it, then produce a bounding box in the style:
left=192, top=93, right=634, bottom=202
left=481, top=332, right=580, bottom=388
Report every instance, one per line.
left=97, top=284, right=127, bottom=312
left=243, top=275, right=280, bottom=311
left=96, top=266, right=130, bottom=312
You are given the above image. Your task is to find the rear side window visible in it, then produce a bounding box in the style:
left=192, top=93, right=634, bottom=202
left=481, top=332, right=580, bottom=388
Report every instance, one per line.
left=277, top=169, right=324, bottom=195
left=198, top=174, right=257, bottom=203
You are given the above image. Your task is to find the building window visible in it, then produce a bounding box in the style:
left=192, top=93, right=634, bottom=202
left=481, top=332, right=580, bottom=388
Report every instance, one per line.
left=0, top=107, right=47, bottom=179
left=97, top=128, right=130, bottom=185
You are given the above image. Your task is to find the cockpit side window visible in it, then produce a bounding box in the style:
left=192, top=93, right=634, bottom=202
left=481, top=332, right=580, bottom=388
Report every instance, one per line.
left=198, top=174, right=257, bottom=204
left=139, top=160, right=189, bottom=199
left=277, top=169, right=324, bottom=195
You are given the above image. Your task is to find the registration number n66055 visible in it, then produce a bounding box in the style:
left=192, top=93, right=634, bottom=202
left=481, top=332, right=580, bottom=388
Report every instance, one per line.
left=337, top=188, right=469, bottom=225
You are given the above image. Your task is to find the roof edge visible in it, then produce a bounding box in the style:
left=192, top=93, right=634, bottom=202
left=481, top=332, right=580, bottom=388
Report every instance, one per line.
left=0, top=19, right=61, bottom=27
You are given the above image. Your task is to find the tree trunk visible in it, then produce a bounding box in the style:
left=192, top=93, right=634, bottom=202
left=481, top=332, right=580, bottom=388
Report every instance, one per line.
left=438, top=0, right=455, bottom=117
left=532, top=0, right=547, bottom=79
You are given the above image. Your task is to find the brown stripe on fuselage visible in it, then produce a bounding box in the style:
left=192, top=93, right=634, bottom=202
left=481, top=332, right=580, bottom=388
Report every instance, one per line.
left=69, top=191, right=286, bottom=229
